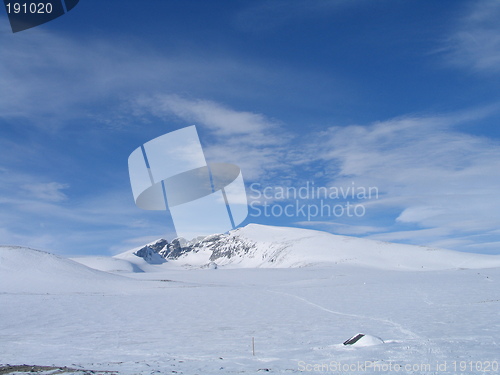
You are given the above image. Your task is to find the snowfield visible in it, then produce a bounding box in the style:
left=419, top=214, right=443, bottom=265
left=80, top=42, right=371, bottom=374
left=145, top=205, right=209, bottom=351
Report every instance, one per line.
left=1, top=225, right=499, bottom=374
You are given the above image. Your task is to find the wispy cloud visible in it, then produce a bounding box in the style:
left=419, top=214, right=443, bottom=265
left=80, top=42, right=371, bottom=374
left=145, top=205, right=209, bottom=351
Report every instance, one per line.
left=367, top=227, right=454, bottom=246
left=2, top=12, right=499, bottom=255
left=20, top=182, right=69, bottom=202
left=295, top=221, right=385, bottom=235
left=132, top=94, right=500, bottom=252
left=0, top=18, right=336, bottom=131
left=0, top=19, right=239, bottom=126
left=133, top=95, right=291, bottom=181
left=134, top=94, right=280, bottom=138
left=442, top=1, right=500, bottom=73
left=0, top=23, right=309, bottom=254
left=0, top=167, right=172, bottom=255
left=312, top=109, right=500, bottom=251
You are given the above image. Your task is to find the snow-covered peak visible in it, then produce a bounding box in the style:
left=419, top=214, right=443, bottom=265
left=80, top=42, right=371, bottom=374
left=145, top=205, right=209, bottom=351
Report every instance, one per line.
left=123, top=224, right=500, bottom=270
left=143, top=238, right=169, bottom=252
left=134, top=245, right=166, bottom=265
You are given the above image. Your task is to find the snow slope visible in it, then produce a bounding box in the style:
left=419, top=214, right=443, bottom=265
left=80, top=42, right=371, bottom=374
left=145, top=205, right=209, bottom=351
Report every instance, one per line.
left=70, top=256, right=144, bottom=273
left=1, top=227, right=499, bottom=374
left=1, top=264, right=499, bottom=374
left=0, top=246, right=136, bottom=294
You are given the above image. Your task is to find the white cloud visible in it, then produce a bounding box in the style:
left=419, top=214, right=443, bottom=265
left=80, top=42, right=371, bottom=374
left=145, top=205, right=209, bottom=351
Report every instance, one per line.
left=396, top=206, right=445, bottom=224
left=0, top=166, right=173, bottom=255
left=132, top=94, right=500, bottom=252
left=21, top=182, right=69, bottom=202
left=133, top=95, right=291, bottom=181
left=313, top=109, right=500, bottom=250
left=368, top=227, right=453, bottom=244
left=443, top=1, right=500, bottom=73
left=135, top=95, right=275, bottom=137
left=0, top=21, right=234, bottom=125
left=1, top=18, right=499, bottom=253
left=0, top=19, right=334, bottom=130
left=295, top=221, right=385, bottom=235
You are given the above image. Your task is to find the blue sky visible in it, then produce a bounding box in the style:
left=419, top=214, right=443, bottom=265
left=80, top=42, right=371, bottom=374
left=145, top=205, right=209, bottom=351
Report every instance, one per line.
left=1, top=0, right=500, bottom=256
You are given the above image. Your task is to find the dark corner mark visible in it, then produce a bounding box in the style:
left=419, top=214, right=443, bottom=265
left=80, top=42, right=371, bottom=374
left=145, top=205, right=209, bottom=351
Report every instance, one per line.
left=343, top=333, right=365, bottom=346
left=3, top=0, right=80, bottom=33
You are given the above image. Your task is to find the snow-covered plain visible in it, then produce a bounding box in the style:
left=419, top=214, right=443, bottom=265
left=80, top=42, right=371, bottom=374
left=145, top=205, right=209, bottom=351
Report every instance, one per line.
left=1, top=225, right=499, bottom=374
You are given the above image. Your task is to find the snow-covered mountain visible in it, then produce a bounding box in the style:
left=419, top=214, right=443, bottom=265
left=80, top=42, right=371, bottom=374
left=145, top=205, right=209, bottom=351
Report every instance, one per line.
left=121, top=223, right=500, bottom=270
left=2, top=226, right=500, bottom=374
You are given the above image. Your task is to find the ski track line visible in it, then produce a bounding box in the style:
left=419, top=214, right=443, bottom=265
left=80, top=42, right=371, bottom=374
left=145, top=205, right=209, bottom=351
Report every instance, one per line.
left=267, top=289, right=421, bottom=340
